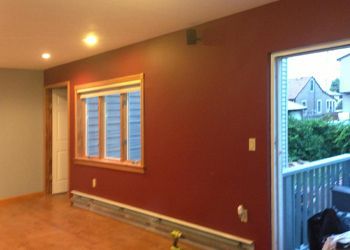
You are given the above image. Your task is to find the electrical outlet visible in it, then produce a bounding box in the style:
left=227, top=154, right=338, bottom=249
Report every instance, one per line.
left=237, top=205, right=248, bottom=223
left=92, top=178, right=97, bottom=188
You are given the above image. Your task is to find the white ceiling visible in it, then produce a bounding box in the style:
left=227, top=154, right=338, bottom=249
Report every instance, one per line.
left=0, top=0, right=277, bottom=70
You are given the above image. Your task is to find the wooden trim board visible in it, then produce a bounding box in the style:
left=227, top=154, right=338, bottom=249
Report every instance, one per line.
left=71, top=190, right=254, bottom=250
left=44, top=81, right=71, bottom=194
left=73, top=73, right=145, bottom=172
left=44, top=87, right=53, bottom=194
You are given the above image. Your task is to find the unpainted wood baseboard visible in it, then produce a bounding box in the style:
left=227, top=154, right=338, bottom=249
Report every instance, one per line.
left=71, top=190, right=254, bottom=250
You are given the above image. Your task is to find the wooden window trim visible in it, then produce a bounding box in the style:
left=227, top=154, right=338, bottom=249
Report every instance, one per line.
left=121, top=93, right=127, bottom=161
left=74, top=157, right=144, bottom=174
left=98, top=96, right=105, bottom=159
left=74, top=73, right=144, bottom=173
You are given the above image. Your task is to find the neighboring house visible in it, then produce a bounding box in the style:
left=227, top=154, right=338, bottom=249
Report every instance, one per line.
left=327, top=90, right=342, bottom=112
left=327, top=90, right=342, bottom=102
left=288, top=101, right=306, bottom=120
left=288, top=76, right=336, bottom=118
left=338, top=53, right=350, bottom=114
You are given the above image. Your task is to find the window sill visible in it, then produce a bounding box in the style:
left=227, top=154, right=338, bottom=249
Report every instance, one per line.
left=74, top=157, right=144, bottom=174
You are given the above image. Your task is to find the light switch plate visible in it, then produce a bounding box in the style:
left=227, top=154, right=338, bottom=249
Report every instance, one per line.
left=248, top=138, right=256, bottom=151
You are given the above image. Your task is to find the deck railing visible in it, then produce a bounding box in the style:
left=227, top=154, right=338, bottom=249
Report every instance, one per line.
left=282, top=154, right=350, bottom=250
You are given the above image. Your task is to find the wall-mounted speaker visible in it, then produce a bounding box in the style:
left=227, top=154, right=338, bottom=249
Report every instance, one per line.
left=186, top=29, right=200, bottom=45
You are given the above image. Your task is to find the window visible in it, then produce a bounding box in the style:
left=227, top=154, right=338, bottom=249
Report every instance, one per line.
left=326, top=100, right=330, bottom=112
left=75, top=74, right=144, bottom=173
left=310, top=80, right=314, bottom=92
left=326, top=100, right=335, bottom=112
left=317, top=99, right=322, bottom=114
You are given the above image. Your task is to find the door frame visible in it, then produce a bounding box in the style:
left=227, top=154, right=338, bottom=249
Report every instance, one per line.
left=270, top=39, right=350, bottom=250
left=44, top=81, right=70, bottom=194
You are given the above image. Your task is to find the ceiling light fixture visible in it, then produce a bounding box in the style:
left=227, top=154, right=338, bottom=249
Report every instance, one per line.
left=41, top=53, right=51, bottom=59
left=83, top=33, right=98, bottom=47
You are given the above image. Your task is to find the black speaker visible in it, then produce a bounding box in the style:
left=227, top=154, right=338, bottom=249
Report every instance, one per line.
left=186, top=29, right=199, bottom=45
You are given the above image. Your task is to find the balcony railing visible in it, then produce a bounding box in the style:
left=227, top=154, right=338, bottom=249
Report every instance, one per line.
left=282, top=154, right=350, bottom=250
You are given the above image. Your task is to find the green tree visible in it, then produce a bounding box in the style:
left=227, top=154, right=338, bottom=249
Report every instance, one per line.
left=330, top=78, right=340, bottom=92
left=335, top=124, right=350, bottom=153
left=288, top=117, right=350, bottom=162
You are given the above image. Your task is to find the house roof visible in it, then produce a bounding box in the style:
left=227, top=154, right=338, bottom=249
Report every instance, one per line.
left=288, top=77, right=312, bottom=100
left=288, top=101, right=306, bottom=111
left=288, top=76, right=335, bottom=100
left=337, top=53, right=350, bottom=61
left=326, top=90, right=341, bottom=96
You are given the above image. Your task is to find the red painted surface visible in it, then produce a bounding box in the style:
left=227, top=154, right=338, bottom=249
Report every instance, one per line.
left=44, top=1, right=350, bottom=248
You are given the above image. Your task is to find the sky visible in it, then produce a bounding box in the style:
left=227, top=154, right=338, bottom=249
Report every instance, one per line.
left=287, top=46, right=350, bottom=90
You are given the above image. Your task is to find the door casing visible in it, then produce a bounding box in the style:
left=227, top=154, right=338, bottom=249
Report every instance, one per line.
left=270, top=39, right=350, bottom=250
left=44, top=81, right=70, bottom=194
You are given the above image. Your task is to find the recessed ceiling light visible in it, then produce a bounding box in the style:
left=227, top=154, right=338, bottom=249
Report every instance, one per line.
left=41, top=53, right=51, bottom=59
left=83, top=33, right=98, bottom=47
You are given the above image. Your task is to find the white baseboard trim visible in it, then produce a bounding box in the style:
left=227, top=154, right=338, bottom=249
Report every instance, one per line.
left=71, top=190, right=254, bottom=250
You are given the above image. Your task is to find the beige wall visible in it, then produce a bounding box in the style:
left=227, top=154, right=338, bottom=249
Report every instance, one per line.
left=0, top=69, right=43, bottom=199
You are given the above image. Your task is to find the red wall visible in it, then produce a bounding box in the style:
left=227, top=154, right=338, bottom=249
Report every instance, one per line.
left=44, top=1, right=350, bottom=248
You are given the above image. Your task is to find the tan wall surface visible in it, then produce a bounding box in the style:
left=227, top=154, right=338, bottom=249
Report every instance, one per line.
left=0, top=69, right=43, bottom=199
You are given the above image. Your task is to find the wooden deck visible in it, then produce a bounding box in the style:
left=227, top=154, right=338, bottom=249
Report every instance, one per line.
left=282, top=154, right=350, bottom=249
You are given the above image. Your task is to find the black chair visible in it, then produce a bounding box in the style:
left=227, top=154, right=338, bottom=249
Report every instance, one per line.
left=308, top=208, right=345, bottom=250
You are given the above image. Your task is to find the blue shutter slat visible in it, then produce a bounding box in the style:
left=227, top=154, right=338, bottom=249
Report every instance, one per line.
left=86, top=97, right=99, bottom=156
left=85, top=90, right=141, bottom=161
left=105, top=94, right=121, bottom=158
left=127, top=91, right=141, bottom=161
